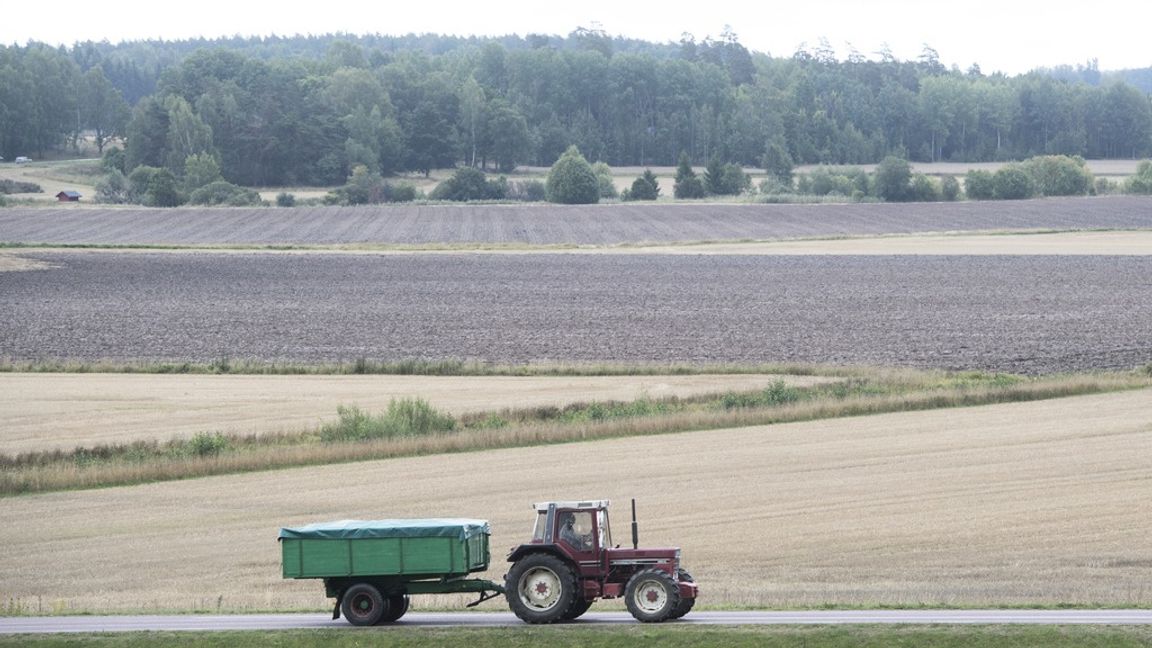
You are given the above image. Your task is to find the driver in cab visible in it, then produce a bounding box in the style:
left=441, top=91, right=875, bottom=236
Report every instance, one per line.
left=558, top=512, right=593, bottom=551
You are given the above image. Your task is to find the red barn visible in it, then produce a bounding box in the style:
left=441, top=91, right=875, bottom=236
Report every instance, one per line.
left=55, top=191, right=81, bottom=202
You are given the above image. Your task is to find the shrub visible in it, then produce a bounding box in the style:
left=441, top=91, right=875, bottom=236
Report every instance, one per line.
left=873, top=155, right=912, bottom=202
left=797, top=167, right=868, bottom=200
left=1023, top=155, right=1093, bottom=196
left=941, top=175, right=961, bottom=201
left=188, top=432, right=229, bottom=457
left=992, top=165, right=1035, bottom=200
left=546, top=145, right=599, bottom=204
left=0, top=179, right=42, bottom=194
left=757, top=177, right=793, bottom=196
left=703, top=156, right=724, bottom=194
left=720, top=163, right=750, bottom=195
left=506, top=179, right=546, bottom=202
left=128, top=166, right=185, bottom=207
left=430, top=167, right=506, bottom=201
left=673, top=151, right=706, bottom=199
left=100, top=147, right=126, bottom=174
left=327, top=165, right=417, bottom=205
left=389, top=183, right=418, bottom=202
left=908, top=174, right=940, bottom=202
left=802, top=167, right=866, bottom=197
left=592, top=161, right=618, bottom=199
left=94, top=170, right=131, bottom=204
left=965, top=169, right=995, bottom=200
left=625, top=169, right=660, bottom=201
left=720, top=381, right=802, bottom=409
left=188, top=181, right=262, bottom=206
left=1123, top=160, right=1152, bottom=195
left=320, top=399, right=456, bottom=443
left=704, top=157, right=749, bottom=195
left=275, top=192, right=296, bottom=207
left=675, top=175, right=705, bottom=199
left=182, top=153, right=223, bottom=193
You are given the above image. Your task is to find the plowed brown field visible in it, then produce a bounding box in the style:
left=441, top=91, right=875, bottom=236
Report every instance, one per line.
left=2, top=252, right=1150, bottom=373
left=2, top=196, right=1150, bottom=245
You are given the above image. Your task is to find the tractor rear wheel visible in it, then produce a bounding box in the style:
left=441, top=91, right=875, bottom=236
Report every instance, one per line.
left=624, top=568, right=681, bottom=623
left=341, top=583, right=388, bottom=626
left=379, top=594, right=410, bottom=623
left=561, top=596, right=594, bottom=620
left=505, top=553, right=577, bottom=624
left=668, top=569, right=696, bottom=619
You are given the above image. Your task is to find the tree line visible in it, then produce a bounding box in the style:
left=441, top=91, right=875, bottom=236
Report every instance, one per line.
left=2, top=31, right=1152, bottom=188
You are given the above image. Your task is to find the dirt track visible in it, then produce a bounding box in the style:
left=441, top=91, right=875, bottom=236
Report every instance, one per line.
left=2, top=251, right=1149, bottom=373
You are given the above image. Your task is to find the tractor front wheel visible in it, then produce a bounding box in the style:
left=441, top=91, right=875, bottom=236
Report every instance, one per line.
left=668, top=569, right=696, bottom=619
left=624, top=568, right=681, bottom=623
left=505, top=553, right=577, bottom=624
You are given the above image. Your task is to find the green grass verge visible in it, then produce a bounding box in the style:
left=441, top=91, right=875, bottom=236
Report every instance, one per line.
left=0, top=357, right=839, bottom=377
left=3, top=369, right=1148, bottom=497
left=2, top=626, right=1152, bottom=647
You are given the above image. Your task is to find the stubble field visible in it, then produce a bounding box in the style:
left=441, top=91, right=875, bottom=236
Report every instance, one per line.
left=2, top=389, right=1149, bottom=613
left=0, top=372, right=828, bottom=453
left=2, top=251, right=1150, bottom=373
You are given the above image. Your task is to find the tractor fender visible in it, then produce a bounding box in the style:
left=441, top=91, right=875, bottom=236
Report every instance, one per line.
left=506, top=543, right=571, bottom=566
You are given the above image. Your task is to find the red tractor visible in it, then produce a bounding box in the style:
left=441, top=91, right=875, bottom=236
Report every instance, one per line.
left=504, top=499, right=698, bottom=623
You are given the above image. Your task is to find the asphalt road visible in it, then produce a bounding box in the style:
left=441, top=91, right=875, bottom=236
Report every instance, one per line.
left=4, top=610, right=1152, bottom=633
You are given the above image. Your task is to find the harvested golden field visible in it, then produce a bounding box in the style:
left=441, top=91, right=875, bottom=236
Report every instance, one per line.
left=0, top=373, right=820, bottom=454
left=2, top=389, right=1149, bottom=614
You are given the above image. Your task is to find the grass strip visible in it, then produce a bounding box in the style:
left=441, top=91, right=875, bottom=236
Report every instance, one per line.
left=0, top=357, right=848, bottom=377
left=3, top=370, right=1147, bottom=497
left=2, top=626, right=1151, bottom=648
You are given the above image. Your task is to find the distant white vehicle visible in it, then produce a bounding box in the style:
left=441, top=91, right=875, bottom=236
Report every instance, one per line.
left=15, top=156, right=31, bottom=164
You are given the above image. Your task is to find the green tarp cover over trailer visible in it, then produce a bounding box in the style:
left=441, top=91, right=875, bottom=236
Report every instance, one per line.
left=278, top=518, right=490, bottom=541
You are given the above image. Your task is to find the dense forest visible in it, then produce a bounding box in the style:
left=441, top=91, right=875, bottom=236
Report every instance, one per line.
left=2, top=30, right=1151, bottom=187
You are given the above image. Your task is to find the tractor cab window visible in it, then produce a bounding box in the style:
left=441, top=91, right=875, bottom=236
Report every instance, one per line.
left=558, top=511, right=595, bottom=552
left=532, top=511, right=548, bottom=541
left=597, top=508, right=611, bottom=548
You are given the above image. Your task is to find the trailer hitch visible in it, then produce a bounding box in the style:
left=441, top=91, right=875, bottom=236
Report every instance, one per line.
left=466, top=589, right=503, bottom=608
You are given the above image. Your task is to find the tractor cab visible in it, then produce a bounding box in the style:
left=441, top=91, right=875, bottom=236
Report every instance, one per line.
left=530, top=500, right=611, bottom=554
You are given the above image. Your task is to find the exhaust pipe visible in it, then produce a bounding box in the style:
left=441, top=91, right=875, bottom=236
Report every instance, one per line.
left=631, top=498, right=639, bottom=550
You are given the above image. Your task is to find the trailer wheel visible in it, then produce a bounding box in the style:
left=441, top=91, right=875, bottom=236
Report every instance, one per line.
left=379, top=594, right=410, bottom=623
left=561, top=597, right=594, bottom=620
left=624, top=568, right=681, bottom=623
left=668, top=569, right=695, bottom=619
left=341, top=583, right=387, bottom=626
left=505, top=553, right=577, bottom=624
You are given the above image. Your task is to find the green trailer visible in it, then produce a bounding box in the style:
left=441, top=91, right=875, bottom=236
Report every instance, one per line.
left=279, top=518, right=504, bottom=625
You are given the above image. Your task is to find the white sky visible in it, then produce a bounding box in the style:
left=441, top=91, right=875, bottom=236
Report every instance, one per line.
left=5, top=0, right=1151, bottom=75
